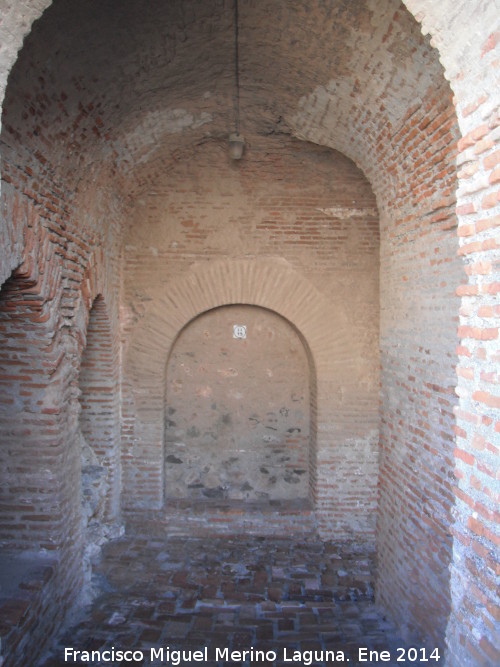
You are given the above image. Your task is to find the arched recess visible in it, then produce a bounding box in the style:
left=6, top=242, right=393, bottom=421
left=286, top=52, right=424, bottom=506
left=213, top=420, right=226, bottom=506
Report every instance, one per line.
left=0, top=268, right=62, bottom=550
left=122, top=258, right=380, bottom=542
left=79, top=295, right=120, bottom=537
left=164, top=304, right=313, bottom=503
left=0, top=263, right=69, bottom=667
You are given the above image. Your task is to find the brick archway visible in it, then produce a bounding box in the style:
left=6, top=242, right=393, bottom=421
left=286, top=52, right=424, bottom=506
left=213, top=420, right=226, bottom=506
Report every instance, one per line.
left=122, top=258, right=378, bottom=540
left=0, top=265, right=63, bottom=551
left=0, top=1, right=498, bottom=664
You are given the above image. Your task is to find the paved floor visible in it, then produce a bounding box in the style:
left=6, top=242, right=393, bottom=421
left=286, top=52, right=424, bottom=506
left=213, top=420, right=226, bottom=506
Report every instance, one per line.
left=38, top=534, right=442, bottom=666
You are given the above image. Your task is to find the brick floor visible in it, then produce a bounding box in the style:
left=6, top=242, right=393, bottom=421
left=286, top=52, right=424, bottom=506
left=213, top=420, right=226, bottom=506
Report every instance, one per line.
left=37, top=534, right=443, bottom=666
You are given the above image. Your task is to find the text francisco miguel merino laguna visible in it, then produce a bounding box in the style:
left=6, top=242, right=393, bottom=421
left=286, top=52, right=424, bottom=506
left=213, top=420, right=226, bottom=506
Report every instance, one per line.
left=64, top=645, right=441, bottom=664
left=64, top=647, right=348, bottom=664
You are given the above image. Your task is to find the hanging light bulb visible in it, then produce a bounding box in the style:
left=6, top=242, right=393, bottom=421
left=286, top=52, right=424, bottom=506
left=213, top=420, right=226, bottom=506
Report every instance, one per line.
left=229, top=0, right=245, bottom=160
left=229, top=132, right=245, bottom=160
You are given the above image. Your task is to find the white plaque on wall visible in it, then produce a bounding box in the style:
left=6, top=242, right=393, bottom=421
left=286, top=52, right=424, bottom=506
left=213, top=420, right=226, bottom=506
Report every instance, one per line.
left=233, top=324, right=247, bottom=339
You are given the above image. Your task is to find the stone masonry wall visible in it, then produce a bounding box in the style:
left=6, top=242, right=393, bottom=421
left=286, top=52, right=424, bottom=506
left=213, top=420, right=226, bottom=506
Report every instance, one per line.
left=164, top=304, right=311, bottom=502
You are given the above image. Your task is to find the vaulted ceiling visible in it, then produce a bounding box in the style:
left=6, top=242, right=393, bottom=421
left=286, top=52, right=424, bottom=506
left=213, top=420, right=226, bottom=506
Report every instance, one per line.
left=2, top=0, right=448, bottom=202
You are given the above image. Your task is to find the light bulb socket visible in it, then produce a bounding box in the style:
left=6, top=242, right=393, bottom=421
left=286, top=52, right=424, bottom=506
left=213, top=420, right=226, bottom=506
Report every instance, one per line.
left=229, top=133, right=245, bottom=160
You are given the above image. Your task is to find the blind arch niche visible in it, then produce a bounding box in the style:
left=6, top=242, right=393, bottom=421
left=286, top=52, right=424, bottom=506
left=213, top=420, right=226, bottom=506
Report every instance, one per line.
left=164, top=304, right=312, bottom=502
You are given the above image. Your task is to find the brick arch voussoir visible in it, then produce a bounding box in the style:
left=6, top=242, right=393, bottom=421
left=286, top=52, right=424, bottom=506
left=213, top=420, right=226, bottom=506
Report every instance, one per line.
left=125, top=259, right=356, bottom=391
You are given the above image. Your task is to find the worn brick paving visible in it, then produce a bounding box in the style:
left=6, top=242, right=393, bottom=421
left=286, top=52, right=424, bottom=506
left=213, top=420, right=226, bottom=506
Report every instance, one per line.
left=37, top=534, right=442, bottom=667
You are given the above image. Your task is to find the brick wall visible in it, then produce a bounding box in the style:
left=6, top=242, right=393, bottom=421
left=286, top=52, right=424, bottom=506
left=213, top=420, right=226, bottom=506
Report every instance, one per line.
left=444, top=30, right=500, bottom=667
left=286, top=2, right=464, bottom=650
left=0, top=231, right=65, bottom=552
left=0, top=221, right=83, bottom=666
left=0, top=36, right=123, bottom=658
left=375, top=96, right=461, bottom=651
left=121, top=139, right=380, bottom=542
left=401, top=1, right=500, bottom=663
left=79, top=294, right=121, bottom=523
left=0, top=0, right=498, bottom=665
